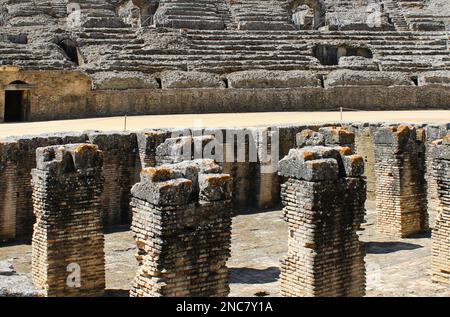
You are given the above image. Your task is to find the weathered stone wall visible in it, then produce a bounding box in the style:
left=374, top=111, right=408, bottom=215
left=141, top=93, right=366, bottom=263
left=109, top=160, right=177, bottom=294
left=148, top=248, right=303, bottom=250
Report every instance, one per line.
left=425, top=124, right=450, bottom=226
left=136, top=130, right=172, bottom=168
left=79, top=85, right=450, bottom=121
left=348, top=124, right=377, bottom=200
left=1, top=68, right=449, bottom=122
left=0, top=69, right=92, bottom=122
left=130, top=161, right=233, bottom=297
left=87, top=132, right=141, bottom=226
left=278, top=143, right=366, bottom=297
left=431, top=135, right=450, bottom=286
left=0, top=122, right=448, bottom=243
left=0, top=133, right=87, bottom=241
left=31, top=144, right=105, bottom=297
left=372, top=125, right=428, bottom=237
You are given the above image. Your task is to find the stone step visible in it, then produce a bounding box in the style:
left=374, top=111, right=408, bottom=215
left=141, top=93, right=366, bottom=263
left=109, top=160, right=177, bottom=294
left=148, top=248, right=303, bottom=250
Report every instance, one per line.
left=112, top=53, right=314, bottom=62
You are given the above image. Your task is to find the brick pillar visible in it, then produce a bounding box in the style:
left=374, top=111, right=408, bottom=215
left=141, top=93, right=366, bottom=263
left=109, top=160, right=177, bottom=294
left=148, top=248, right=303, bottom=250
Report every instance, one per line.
left=88, top=132, right=139, bottom=226
left=372, top=125, right=428, bottom=237
left=31, top=144, right=105, bottom=297
left=431, top=136, right=450, bottom=286
left=130, top=159, right=233, bottom=297
left=425, top=124, right=449, bottom=227
left=278, top=145, right=366, bottom=297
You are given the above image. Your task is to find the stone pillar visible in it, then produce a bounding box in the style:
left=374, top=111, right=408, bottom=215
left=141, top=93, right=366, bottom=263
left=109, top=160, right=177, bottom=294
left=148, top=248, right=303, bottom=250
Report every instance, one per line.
left=425, top=124, right=449, bottom=227
left=251, top=127, right=280, bottom=209
left=0, top=140, right=18, bottom=241
left=372, top=125, right=428, bottom=237
left=130, top=159, right=233, bottom=297
left=344, top=123, right=377, bottom=201
left=278, top=145, right=366, bottom=297
left=431, top=136, right=450, bottom=286
left=31, top=144, right=105, bottom=297
left=136, top=130, right=171, bottom=168
left=88, top=132, right=139, bottom=226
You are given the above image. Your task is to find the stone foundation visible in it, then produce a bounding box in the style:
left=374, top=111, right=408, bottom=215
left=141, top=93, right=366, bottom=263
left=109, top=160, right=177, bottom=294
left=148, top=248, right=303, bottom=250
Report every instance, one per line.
left=431, top=136, right=450, bottom=286
left=129, top=160, right=233, bottom=297
left=31, top=144, right=105, bottom=297
left=372, top=125, right=428, bottom=237
left=278, top=143, right=366, bottom=297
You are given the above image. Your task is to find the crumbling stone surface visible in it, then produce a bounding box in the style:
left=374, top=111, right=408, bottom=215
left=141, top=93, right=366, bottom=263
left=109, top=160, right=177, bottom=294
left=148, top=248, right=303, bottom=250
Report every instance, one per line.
left=129, top=160, right=233, bottom=297
left=318, top=126, right=356, bottom=148
left=31, top=144, right=105, bottom=297
left=430, top=135, right=450, bottom=286
left=419, top=71, right=450, bottom=86
left=425, top=124, right=450, bottom=226
left=136, top=129, right=172, bottom=168
left=159, top=70, right=226, bottom=89
left=296, top=129, right=325, bottom=147
left=155, top=133, right=216, bottom=165
left=0, top=132, right=88, bottom=242
left=226, top=70, right=321, bottom=88
left=372, top=125, right=428, bottom=237
left=91, top=71, right=160, bottom=90
left=324, top=70, right=414, bottom=87
left=278, top=145, right=366, bottom=297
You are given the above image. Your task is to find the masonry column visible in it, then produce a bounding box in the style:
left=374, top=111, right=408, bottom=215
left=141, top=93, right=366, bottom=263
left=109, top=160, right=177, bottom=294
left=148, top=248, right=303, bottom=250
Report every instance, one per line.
left=31, top=144, right=105, bottom=297
left=88, top=132, right=139, bottom=226
left=130, top=160, right=233, bottom=297
left=278, top=145, right=366, bottom=297
left=425, top=124, right=449, bottom=227
left=372, top=125, right=428, bottom=237
left=431, top=135, right=450, bottom=286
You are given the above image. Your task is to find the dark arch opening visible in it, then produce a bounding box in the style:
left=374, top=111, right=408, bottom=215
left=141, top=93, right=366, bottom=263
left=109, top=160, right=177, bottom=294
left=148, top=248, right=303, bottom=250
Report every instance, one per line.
left=58, top=39, right=79, bottom=65
left=312, top=44, right=373, bottom=65
left=4, top=80, right=29, bottom=123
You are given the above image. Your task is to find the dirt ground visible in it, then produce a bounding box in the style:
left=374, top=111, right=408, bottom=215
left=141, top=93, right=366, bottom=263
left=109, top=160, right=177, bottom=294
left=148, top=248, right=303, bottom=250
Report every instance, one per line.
left=1, top=110, right=449, bottom=138
left=0, top=200, right=448, bottom=297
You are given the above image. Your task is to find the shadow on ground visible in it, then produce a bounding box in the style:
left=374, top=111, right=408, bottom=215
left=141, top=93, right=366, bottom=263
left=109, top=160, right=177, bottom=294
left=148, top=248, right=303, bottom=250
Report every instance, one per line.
left=105, top=289, right=129, bottom=297
left=229, top=267, right=280, bottom=284
left=365, top=241, right=423, bottom=254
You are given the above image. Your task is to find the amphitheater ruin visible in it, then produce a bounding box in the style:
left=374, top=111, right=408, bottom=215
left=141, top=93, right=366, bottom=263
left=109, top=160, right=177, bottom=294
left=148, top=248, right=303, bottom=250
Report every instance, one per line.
left=0, top=0, right=449, bottom=297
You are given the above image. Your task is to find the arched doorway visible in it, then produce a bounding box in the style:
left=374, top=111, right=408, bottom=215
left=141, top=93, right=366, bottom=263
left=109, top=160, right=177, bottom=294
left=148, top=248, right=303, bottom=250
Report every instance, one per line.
left=3, top=80, right=31, bottom=122
left=58, top=39, right=79, bottom=65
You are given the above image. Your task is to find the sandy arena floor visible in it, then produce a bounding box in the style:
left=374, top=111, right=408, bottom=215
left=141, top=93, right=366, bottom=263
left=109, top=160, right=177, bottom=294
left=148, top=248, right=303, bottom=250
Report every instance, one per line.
left=0, top=110, right=449, bottom=138
left=0, top=201, right=448, bottom=297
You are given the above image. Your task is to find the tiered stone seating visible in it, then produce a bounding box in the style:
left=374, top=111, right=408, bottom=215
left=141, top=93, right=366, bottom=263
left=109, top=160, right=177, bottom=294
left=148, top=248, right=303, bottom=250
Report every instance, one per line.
left=154, top=0, right=232, bottom=30
left=0, top=40, right=74, bottom=70
left=384, top=0, right=410, bottom=30
left=82, top=29, right=449, bottom=74
left=392, top=0, right=447, bottom=31
left=71, top=1, right=144, bottom=64
left=228, top=0, right=295, bottom=30
left=4, top=0, right=67, bottom=26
